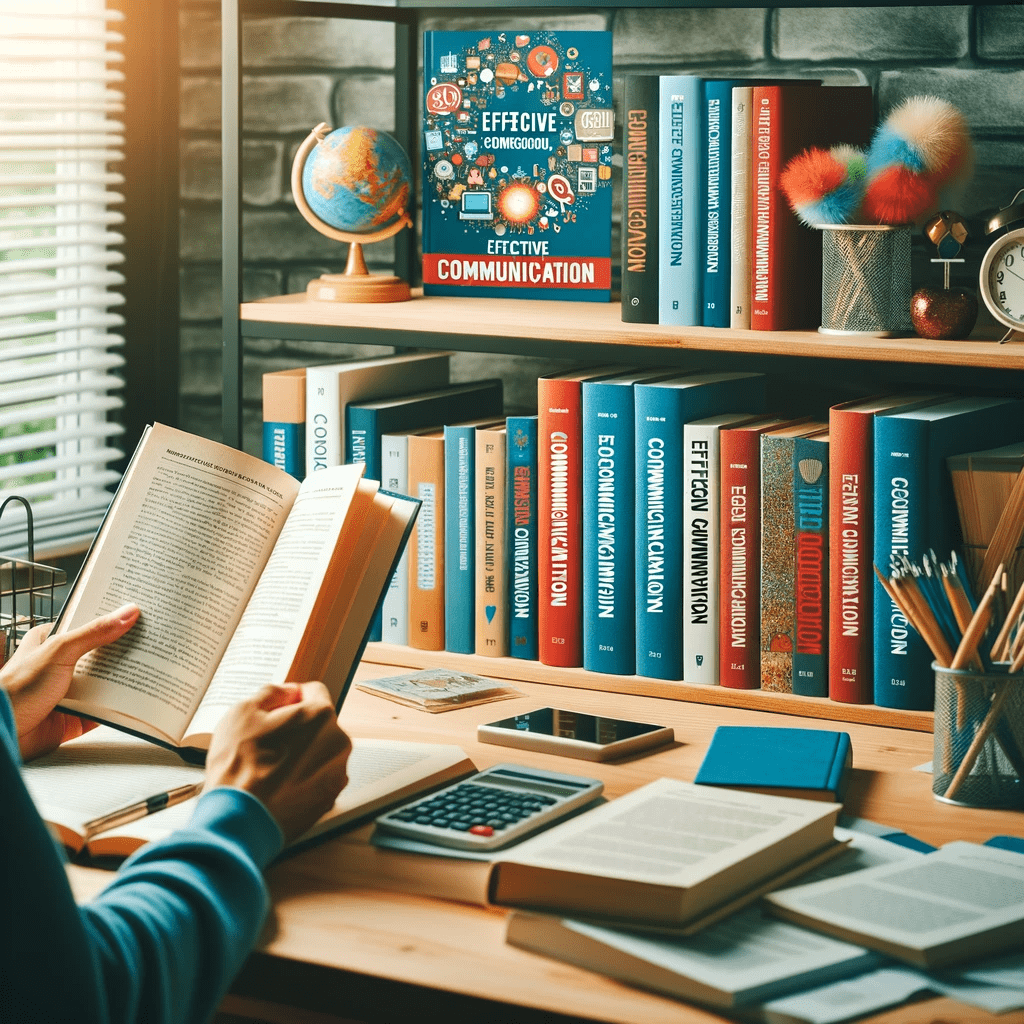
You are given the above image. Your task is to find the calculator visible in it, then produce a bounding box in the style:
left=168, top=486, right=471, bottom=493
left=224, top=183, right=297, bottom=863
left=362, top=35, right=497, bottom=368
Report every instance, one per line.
left=374, top=763, right=604, bottom=851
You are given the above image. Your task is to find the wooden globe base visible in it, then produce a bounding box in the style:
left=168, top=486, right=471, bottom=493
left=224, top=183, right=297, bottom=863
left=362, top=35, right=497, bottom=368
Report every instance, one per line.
left=307, top=273, right=411, bottom=303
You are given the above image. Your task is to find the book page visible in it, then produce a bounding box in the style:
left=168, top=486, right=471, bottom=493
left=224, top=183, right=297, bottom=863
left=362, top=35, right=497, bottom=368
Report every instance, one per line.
left=185, top=465, right=366, bottom=740
left=60, top=424, right=300, bottom=745
left=502, top=778, right=838, bottom=886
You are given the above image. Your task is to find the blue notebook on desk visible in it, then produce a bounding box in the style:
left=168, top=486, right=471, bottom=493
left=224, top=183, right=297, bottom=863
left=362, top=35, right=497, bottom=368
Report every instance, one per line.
left=695, top=726, right=852, bottom=803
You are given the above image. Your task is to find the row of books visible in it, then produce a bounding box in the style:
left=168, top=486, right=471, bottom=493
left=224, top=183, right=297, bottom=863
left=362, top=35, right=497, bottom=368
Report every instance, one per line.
left=262, top=354, right=1024, bottom=713
left=621, top=74, right=873, bottom=330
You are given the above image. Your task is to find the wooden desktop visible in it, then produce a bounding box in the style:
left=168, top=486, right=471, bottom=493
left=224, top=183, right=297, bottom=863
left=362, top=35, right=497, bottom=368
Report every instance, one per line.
left=68, top=658, right=1024, bottom=1024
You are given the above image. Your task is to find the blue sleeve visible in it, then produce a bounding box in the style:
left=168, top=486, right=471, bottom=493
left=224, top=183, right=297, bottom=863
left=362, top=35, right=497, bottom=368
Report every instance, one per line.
left=0, top=690, right=284, bottom=1024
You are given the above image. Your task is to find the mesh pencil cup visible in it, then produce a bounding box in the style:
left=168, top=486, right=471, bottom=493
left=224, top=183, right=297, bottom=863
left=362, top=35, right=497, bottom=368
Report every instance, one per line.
left=819, top=225, right=913, bottom=337
left=932, top=662, right=1024, bottom=809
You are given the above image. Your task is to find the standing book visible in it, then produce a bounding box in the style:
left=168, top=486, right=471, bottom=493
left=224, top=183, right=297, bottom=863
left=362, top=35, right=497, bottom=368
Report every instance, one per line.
left=872, top=395, right=1024, bottom=709
left=507, top=415, right=539, bottom=661
left=53, top=424, right=418, bottom=759
left=702, top=79, right=739, bottom=329
left=621, top=74, right=659, bottom=323
left=262, top=366, right=305, bottom=480
left=475, top=422, right=508, bottom=657
left=760, top=422, right=827, bottom=694
left=407, top=429, right=446, bottom=651
left=304, top=351, right=450, bottom=476
left=729, top=84, right=754, bottom=330
left=422, top=30, right=613, bottom=302
left=636, top=373, right=766, bottom=681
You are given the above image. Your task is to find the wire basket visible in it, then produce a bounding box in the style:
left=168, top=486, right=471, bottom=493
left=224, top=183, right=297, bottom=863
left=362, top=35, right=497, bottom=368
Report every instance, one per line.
left=933, top=662, right=1024, bottom=809
left=820, top=225, right=913, bottom=337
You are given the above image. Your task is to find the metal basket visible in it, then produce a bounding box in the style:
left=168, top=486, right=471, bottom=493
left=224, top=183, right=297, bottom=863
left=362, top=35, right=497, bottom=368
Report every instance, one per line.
left=820, top=225, right=913, bottom=337
left=932, top=662, right=1024, bottom=809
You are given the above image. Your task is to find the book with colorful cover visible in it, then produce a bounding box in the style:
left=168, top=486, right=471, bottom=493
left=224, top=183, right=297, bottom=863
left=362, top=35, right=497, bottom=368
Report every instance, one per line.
left=407, top=429, right=446, bottom=651
left=507, top=415, right=539, bottom=661
left=658, top=75, right=701, bottom=326
left=475, top=423, right=508, bottom=657
left=621, top=74, right=659, bottom=323
left=702, top=79, right=739, bottom=329
left=760, top=422, right=826, bottom=694
left=872, top=396, right=1024, bottom=710
left=635, top=372, right=766, bottom=681
left=262, top=367, right=305, bottom=480
left=422, top=30, right=613, bottom=302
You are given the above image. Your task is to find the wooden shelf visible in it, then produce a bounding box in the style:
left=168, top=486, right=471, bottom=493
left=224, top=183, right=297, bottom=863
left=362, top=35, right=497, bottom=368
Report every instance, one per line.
left=241, top=291, right=1015, bottom=370
left=362, top=643, right=934, bottom=732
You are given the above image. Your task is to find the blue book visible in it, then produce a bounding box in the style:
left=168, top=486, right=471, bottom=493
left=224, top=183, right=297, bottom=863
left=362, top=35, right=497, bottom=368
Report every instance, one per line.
left=635, top=371, right=766, bottom=680
left=262, top=367, right=305, bottom=480
left=873, top=396, right=1024, bottom=710
left=658, top=75, right=702, bottom=326
left=507, top=415, right=538, bottom=661
left=792, top=433, right=829, bottom=697
left=695, top=725, right=853, bottom=802
left=422, top=30, right=613, bottom=302
left=263, top=422, right=303, bottom=479
left=582, top=370, right=672, bottom=675
left=702, top=80, right=739, bottom=328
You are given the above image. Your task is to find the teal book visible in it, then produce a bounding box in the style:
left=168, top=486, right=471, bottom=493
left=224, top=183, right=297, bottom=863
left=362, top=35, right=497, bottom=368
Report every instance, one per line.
left=695, top=725, right=852, bottom=802
left=702, top=79, right=740, bottom=328
left=262, top=367, right=305, bottom=480
left=507, top=415, right=538, bottom=661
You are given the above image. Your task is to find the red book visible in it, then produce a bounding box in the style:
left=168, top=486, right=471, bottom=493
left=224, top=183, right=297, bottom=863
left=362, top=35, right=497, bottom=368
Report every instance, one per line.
left=750, top=84, right=873, bottom=332
left=827, top=393, right=945, bottom=703
left=537, top=367, right=618, bottom=667
left=719, top=416, right=800, bottom=689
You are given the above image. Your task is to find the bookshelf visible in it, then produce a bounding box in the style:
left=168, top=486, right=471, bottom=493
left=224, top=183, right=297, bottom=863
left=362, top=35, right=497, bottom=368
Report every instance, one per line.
left=222, top=0, right=1018, bottom=733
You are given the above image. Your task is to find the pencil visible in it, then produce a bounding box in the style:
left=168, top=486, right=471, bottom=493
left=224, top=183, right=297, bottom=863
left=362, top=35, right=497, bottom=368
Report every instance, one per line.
left=943, top=682, right=1014, bottom=801
left=950, top=564, right=1004, bottom=672
left=990, top=578, right=1024, bottom=663
left=874, top=565, right=952, bottom=667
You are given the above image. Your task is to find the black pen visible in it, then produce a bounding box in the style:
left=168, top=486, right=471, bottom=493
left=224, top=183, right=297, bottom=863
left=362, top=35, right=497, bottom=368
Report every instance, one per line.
left=82, top=783, right=203, bottom=838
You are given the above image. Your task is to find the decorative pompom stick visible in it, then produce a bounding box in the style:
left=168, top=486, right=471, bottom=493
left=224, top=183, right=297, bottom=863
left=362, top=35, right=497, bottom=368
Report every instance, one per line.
left=780, top=144, right=866, bottom=226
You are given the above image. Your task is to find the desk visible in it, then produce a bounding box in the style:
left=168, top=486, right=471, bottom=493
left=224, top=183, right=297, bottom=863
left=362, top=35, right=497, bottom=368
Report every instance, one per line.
left=69, top=659, right=1024, bottom=1024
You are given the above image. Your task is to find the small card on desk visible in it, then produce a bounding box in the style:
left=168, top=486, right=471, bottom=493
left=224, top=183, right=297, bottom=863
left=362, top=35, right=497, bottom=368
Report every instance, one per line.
left=694, top=726, right=853, bottom=803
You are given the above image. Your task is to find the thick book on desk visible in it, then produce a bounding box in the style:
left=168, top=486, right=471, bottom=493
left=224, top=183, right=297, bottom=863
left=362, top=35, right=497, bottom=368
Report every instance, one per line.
left=54, top=423, right=418, bottom=761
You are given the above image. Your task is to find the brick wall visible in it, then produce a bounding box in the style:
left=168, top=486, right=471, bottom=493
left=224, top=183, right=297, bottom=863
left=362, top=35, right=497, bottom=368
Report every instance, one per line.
left=178, top=3, right=1024, bottom=451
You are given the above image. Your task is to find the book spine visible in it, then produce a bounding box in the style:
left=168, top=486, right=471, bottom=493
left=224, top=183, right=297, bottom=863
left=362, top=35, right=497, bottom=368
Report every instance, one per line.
left=703, top=80, right=732, bottom=329
left=304, top=367, right=341, bottom=475
left=381, top=434, right=410, bottom=646
left=408, top=436, right=445, bottom=651
left=507, top=416, right=538, bottom=661
left=345, top=405, right=377, bottom=480
left=538, top=377, right=585, bottom=667
left=829, top=408, right=874, bottom=703
left=634, top=387, right=684, bottom=680
left=683, top=423, right=721, bottom=684
left=263, top=422, right=304, bottom=480
left=475, top=430, right=508, bottom=657
left=872, top=417, right=929, bottom=709
left=760, top=434, right=798, bottom=693
left=749, top=86, right=780, bottom=331
left=262, top=368, right=305, bottom=480
left=621, top=75, right=659, bottom=324
left=720, top=429, right=762, bottom=689
left=582, top=383, right=636, bottom=675
left=729, top=86, right=753, bottom=330
left=444, top=425, right=475, bottom=655
left=793, top=435, right=829, bottom=696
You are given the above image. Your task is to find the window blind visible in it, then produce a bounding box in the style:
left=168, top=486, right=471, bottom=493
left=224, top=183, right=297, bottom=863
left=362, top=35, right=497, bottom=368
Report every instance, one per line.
left=0, top=0, right=126, bottom=557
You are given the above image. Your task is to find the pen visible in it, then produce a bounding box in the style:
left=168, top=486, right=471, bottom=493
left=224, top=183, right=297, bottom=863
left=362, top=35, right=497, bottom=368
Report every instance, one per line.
left=82, top=783, right=203, bottom=838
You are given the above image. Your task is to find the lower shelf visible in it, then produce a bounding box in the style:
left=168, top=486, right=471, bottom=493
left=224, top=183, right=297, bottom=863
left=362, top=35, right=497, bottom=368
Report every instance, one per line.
left=362, top=643, right=934, bottom=733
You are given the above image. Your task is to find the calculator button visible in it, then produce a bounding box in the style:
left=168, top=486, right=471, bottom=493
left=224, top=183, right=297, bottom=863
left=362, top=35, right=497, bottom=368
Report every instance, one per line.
left=414, top=816, right=435, bottom=825
left=449, top=821, right=471, bottom=831
left=469, top=825, right=494, bottom=837
left=486, top=819, right=506, bottom=829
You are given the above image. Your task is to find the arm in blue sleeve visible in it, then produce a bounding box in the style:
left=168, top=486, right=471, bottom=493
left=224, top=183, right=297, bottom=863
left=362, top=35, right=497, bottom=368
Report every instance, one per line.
left=1, top=689, right=284, bottom=1024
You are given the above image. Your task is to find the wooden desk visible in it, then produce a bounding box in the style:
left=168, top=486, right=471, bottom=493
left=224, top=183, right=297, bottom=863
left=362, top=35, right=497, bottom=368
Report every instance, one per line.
left=69, top=660, right=1024, bottom=1024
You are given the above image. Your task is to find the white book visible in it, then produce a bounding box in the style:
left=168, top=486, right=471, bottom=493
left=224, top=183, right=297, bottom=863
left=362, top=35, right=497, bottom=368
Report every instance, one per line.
left=381, top=431, right=412, bottom=645
left=729, top=86, right=753, bottom=330
left=683, top=412, right=758, bottom=683
left=304, top=351, right=451, bottom=476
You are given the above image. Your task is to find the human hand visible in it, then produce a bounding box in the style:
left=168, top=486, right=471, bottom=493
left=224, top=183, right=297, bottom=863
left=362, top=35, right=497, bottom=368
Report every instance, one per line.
left=1, top=604, right=140, bottom=761
left=204, top=682, right=351, bottom=843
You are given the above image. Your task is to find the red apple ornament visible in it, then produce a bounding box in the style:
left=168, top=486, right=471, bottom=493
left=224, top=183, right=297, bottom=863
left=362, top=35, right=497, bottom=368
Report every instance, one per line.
left=911, top=210, right=978, bottom=340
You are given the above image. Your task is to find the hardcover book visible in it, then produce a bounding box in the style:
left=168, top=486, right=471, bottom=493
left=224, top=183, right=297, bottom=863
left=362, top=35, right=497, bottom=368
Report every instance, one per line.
left=702, top=79, right=739, bottom=329
left=872, top=396, right=1024, bottom=709
left=507, top=415, right=539, bottom=661
left=729, top=85, right=753, bottom=330
left=408, top=429, right=446, bottom=651
left=621, top=74, right=659, bottom=323
left=422, top=30, right=613, bottom=301
left=262, top=366, right=305, bottom=480
left=475, top=422, right=508, bottom=657
left=634, top=375, right=767, bottom=681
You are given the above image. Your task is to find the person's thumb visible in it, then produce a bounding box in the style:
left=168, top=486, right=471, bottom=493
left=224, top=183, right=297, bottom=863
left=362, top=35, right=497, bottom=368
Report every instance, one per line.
left=253, top=682, right=303, bottom=712
left=57, top=604, right=140, bottom=663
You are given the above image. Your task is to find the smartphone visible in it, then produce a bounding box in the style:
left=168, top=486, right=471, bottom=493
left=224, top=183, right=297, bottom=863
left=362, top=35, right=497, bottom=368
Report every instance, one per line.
left=477, top=708, right=674, bottom=762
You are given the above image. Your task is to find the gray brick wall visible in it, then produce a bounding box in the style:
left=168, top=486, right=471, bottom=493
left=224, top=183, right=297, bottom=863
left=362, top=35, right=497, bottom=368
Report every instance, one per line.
left=178, top=3, right=1024, bottom=451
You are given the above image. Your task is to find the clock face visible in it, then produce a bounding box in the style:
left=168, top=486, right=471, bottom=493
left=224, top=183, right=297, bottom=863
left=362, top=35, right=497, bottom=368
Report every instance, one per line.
left=981, top=227, right=1024, bottom=330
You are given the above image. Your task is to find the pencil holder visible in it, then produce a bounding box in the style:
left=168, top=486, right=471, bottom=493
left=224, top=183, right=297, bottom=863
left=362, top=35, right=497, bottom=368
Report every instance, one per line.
left=932, top=662, right=1024, bottom=809
left=819, top=225, right=913, bottom=337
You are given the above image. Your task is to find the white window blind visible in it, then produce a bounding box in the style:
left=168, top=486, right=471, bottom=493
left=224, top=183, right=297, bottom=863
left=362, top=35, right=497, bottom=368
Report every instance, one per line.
left=0, top=0, right=125, bottom=557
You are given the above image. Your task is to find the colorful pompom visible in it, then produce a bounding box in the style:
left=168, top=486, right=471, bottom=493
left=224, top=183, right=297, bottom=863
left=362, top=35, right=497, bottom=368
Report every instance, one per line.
left=780, top=144, right=867, bottom=226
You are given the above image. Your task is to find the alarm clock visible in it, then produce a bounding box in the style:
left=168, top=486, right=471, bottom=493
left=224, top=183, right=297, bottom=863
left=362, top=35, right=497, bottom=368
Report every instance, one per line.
left=980, top=190, right=1024, bottom=343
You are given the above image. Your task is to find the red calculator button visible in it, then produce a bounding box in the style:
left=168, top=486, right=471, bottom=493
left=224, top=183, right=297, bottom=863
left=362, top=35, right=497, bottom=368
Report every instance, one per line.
left=469, top=825, right=494, bottom=836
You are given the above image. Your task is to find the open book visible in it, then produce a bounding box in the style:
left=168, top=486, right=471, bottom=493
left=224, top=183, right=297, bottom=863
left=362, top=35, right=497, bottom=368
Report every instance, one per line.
left=55, top=423, right=418, bottom=760
left=23, top=724, right=472, bottom=858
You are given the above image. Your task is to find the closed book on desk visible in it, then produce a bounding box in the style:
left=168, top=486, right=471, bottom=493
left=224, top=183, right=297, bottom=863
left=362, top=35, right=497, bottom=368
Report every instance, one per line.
left=695, top=726, right=852, bottom=803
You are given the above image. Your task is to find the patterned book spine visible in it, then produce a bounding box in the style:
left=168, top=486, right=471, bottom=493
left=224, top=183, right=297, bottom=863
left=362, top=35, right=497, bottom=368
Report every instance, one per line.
left=729, top=86, right=753, bottom=330
left=475, top=426, right=508, bottom=657
left=793, top=435, right=829, bottom=696
left=381, top=433, right=410, bottom=646
left=507, top=416, right=538, bottom=660
left=444, top=424, right=476, bottom=655
left=407, top=433, right=445, bottom=651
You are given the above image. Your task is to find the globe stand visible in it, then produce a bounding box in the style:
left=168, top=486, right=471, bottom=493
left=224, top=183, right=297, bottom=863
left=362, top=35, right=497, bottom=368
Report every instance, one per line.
left=292, top=123, right=412, bottom=303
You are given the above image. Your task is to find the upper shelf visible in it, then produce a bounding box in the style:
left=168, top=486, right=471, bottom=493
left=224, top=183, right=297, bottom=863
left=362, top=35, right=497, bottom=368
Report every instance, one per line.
left=241, top=291, right=1020, bottom=370
left=278, top=0, right=968, bottom=9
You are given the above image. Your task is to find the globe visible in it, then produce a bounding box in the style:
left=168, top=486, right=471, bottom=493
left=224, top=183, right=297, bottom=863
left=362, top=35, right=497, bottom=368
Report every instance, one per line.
left=300, top=125, right=412, bottom=236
